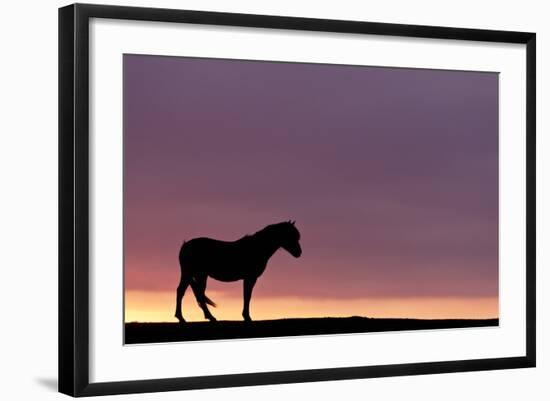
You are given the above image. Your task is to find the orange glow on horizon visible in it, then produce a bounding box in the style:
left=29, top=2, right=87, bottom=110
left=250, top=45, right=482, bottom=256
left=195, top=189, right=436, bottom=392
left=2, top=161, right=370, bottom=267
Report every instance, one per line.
left=125, top=290, right=498, bottom=323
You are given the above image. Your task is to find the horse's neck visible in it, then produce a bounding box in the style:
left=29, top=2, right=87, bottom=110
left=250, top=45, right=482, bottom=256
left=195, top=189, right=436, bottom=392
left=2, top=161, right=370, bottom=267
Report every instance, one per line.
left=248, top=230, right=281, bottom=261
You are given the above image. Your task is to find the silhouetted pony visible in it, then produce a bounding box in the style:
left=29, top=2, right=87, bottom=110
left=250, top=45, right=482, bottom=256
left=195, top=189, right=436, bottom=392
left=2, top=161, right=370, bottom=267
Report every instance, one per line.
left=175, top=221, right=302, bottom=323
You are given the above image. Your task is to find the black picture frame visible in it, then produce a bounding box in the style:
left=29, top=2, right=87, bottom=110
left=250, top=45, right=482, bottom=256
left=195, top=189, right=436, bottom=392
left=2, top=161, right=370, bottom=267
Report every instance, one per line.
left=59, top=3, right=536, bottom=397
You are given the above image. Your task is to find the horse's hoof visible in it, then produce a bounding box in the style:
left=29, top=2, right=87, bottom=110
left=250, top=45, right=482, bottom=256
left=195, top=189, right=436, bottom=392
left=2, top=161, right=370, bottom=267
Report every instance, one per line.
left=207, top=316, right=217, bottom=322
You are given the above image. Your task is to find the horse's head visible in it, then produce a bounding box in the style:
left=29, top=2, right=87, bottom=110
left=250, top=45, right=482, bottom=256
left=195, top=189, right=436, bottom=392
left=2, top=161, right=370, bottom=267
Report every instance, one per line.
left=278, top=220, right=302, bottom=258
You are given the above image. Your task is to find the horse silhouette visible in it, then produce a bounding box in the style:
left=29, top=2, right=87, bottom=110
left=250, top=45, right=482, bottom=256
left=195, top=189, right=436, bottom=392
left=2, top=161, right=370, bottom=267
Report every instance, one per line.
left=175, top=220, right=302, bottom=323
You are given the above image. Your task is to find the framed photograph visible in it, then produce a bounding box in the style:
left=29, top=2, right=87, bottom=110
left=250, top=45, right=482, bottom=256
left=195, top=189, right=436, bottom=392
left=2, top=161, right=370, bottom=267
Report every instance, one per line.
left=58, top=3, right=536, bottom=397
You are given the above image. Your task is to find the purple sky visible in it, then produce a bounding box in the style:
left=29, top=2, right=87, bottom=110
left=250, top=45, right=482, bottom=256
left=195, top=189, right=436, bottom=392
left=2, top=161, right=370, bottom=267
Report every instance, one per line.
left=123, top=54, right=498, bottom=303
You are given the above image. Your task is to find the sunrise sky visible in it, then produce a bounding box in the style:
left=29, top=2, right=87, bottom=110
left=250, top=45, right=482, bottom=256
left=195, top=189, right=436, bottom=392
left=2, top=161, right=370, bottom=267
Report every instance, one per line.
left=123, top=54, right=499, bottom=323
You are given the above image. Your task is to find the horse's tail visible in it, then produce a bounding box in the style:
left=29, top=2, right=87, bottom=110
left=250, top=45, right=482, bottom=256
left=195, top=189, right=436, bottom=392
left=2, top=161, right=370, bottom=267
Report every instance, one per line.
left=203, top=294, right=217, bottom=308
left=190, top=279, right=217, bottom=308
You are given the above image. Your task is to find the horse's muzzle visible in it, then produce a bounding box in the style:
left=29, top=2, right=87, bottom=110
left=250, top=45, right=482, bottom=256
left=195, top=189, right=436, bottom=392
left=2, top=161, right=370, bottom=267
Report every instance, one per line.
left=283, top=242, right=302, bottom=258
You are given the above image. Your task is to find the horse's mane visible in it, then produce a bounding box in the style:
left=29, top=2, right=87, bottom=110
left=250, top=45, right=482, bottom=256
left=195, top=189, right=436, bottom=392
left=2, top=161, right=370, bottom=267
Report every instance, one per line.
left=235, top=233, right=253, bottom=243
left=235, top=222, right=289, bottom=244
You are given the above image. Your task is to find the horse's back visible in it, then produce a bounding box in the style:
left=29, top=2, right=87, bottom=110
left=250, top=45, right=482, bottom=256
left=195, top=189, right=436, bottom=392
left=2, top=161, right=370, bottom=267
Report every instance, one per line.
left=180, top=237, right=230, bottom=260
left=178, top=237, right=249, bottom=281
left=180, top=237, right=230, bottom=266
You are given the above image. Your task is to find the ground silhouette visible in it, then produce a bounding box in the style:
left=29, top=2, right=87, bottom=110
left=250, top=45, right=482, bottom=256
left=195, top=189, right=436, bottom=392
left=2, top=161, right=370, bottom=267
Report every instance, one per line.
left=175, top=221, right=302, bottom=323
left=125, top=317, right=498, bottom=344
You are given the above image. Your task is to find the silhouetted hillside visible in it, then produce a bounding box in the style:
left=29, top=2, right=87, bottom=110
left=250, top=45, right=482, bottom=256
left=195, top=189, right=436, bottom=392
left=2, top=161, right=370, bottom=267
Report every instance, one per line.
left=125, top=317, right=498, bottom=344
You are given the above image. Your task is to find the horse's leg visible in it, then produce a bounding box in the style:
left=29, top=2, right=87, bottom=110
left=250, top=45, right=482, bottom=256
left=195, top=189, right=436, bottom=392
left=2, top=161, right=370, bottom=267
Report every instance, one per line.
left=191, top=275, right=217, bottom=322
left=242, top=277, right=257, bottom=322
left=175, top=274, right=191, bottom=323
